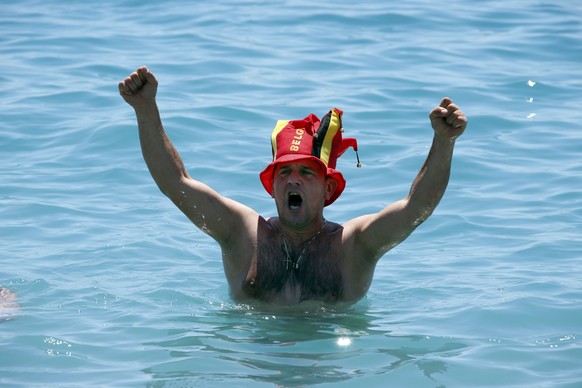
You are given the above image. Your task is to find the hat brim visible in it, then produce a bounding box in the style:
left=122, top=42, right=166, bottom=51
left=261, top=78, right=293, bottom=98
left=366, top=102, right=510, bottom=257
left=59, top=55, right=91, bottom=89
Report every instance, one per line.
left=259, top=154, right=346, bottom=206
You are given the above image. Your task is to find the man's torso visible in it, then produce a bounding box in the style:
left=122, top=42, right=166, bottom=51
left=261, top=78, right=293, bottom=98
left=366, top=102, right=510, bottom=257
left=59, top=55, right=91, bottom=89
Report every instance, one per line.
left=223, top=218, right=373, bottom=305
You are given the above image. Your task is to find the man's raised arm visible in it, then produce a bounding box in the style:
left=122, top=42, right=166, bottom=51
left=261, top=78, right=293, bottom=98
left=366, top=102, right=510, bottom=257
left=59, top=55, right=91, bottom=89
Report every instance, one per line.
left=348, top=97, right=468, bottom=262
left=118, top=67, right=256, bottom=245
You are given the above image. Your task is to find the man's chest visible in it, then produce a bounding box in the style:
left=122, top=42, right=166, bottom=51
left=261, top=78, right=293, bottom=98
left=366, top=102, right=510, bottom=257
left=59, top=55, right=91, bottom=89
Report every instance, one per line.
left=241, top=238, right=346, bottom=304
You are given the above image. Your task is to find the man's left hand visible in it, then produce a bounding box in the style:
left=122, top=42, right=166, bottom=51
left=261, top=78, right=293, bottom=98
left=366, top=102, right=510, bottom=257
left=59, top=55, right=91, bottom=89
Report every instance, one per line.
left=429, top=97, right=467, bottom=140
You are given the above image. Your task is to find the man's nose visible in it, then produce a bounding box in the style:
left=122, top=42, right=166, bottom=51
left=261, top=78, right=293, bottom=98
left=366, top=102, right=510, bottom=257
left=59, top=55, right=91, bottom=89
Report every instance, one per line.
left=287, top=170, right=302, bottom=185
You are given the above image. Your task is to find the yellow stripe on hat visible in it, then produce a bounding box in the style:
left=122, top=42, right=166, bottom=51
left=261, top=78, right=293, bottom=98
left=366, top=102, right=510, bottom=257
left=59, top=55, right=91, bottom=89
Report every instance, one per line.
left=319, top=109, right=342, bottom=167
left=271, top=120, right=290, bottom=160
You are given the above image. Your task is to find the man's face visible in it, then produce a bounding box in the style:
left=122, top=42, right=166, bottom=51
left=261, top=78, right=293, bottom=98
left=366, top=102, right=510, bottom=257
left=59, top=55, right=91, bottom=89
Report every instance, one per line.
left=272, top=159, right=336, bottom=229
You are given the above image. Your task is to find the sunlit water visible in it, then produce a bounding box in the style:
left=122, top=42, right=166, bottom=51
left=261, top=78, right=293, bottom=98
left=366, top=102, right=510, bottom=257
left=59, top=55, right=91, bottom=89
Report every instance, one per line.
left=1, top=0, right=581, bottom=386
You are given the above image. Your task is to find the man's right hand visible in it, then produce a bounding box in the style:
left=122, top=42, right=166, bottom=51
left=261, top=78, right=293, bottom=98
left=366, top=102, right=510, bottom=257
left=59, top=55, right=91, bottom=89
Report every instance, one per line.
left=118, top=66, right=158, bottom=110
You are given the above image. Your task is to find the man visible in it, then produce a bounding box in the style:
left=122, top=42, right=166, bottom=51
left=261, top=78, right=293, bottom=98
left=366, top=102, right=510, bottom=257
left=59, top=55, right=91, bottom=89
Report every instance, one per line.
left=119, top=66, right=467, bottom=306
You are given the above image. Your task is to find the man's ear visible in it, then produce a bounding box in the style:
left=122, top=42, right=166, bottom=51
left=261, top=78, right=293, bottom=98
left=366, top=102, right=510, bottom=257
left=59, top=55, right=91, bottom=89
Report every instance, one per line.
left=324, top=178, right=338, bottom=201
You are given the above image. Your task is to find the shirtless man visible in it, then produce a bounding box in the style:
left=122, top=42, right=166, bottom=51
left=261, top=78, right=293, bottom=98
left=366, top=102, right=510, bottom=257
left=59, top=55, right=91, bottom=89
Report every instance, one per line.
left=119, top=66, right=467, bottom=306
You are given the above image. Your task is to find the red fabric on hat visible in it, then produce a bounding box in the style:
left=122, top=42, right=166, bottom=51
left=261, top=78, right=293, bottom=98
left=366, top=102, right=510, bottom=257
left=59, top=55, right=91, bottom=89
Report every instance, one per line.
left=259, top=111, right=349, bottom=206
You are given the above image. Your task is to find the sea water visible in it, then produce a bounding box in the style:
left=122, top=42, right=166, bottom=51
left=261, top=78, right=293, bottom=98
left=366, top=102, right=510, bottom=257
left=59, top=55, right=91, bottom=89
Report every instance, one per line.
left=1, top=0, right=581, bottom=386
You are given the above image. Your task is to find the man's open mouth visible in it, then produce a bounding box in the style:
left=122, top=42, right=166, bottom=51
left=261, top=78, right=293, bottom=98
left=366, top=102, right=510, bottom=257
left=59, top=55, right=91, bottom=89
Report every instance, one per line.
left=288, top=192, right=303, bottom=210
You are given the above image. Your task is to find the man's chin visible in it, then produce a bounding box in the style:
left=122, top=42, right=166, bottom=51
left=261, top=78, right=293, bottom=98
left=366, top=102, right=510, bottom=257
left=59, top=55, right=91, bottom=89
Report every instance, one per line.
left=277, top=208, right=311, bottom=229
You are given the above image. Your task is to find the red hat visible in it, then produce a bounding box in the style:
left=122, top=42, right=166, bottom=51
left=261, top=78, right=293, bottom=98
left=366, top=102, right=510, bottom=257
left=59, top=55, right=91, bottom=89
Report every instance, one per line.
left=259, top=108, right=360, bottom=206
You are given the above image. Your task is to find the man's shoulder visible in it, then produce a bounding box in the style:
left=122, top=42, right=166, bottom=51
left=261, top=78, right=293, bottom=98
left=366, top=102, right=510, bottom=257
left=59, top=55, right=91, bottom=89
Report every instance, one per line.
left=339, top=214, right=374, bottom=235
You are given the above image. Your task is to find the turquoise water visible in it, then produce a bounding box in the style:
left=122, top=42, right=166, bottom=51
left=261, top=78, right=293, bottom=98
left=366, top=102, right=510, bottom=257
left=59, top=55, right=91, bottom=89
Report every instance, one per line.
left=1, top=0, right=581, bottom=386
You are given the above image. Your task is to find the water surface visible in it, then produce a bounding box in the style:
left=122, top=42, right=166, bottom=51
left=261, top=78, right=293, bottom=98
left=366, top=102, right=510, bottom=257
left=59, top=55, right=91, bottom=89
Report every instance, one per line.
left=1, top=0, right=581, bottom=386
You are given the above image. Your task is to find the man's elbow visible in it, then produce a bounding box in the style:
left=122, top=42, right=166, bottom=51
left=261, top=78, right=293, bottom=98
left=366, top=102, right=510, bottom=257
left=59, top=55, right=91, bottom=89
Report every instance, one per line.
left=154, top=176, right=188, bottom=202
left=412, top=206, right=434, bottom=226
left=404, top=196, right=439, bottom=226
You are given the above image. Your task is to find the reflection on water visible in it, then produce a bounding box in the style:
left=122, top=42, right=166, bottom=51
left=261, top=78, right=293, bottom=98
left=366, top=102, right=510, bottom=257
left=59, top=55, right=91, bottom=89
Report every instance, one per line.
left=143, top=299, right=470, bottom=386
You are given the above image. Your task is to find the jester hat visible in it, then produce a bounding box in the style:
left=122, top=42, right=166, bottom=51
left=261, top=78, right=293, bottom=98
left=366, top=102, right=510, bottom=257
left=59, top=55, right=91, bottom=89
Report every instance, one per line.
left=259, top=108, right=360, bottom=206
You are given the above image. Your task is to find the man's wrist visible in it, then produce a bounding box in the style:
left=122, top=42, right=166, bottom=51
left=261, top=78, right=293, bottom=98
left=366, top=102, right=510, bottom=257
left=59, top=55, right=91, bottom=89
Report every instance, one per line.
left=433, top=132, right=456, bottom=148
left=133, top=100, right=158, bottom=116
